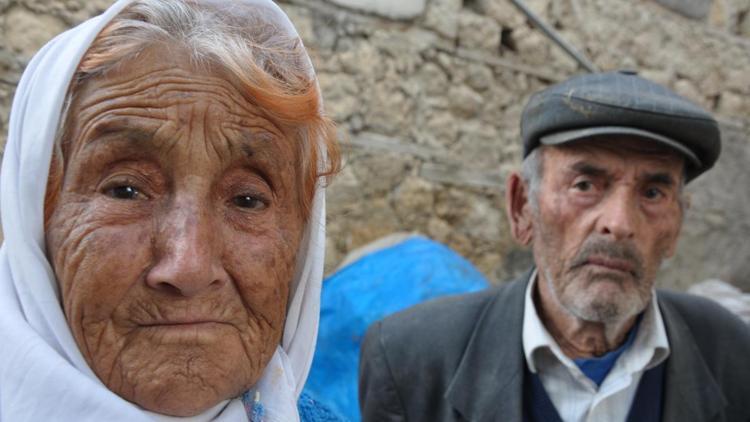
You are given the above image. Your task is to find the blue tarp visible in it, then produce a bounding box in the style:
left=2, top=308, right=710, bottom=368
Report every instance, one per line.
left=303, top=236, right=489, bottom=421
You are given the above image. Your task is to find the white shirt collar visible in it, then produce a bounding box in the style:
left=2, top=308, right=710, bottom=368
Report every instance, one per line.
left=522, top=269, right=671, bottom=374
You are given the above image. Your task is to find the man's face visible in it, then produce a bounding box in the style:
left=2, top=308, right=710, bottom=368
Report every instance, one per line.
left=530, top=138, right=685, bottom=323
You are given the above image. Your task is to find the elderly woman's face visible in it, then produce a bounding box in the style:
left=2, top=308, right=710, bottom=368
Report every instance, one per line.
left=46, top=47, right=305, bottom=416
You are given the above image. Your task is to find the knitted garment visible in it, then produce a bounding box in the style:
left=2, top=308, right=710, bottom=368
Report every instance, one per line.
left=243, top=391, right=346, bottom=422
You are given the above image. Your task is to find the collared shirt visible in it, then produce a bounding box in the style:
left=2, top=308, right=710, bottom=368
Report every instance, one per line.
left=522, top=270, right=671, bottom=422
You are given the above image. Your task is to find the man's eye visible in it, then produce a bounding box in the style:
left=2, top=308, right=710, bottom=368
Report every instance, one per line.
left=232, top=195, right=267, bottom=210
left=573, top=180, right=593, bottom=191
left=107, top=185, right=141, bottom=200
left=644, top=187, right=664, bottom=200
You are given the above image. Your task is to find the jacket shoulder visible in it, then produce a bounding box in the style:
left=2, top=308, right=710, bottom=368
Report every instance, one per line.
left=658, top=289, right=750, bottom=351
left=375, top=285, right=506, bottom=359
left=359, top=281, right=524, bottom=422
left=659, top=289, right=750, bottom=415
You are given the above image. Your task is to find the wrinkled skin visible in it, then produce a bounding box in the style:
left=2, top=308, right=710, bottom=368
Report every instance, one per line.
left=507, top=138, right=684, bottom=356
left=45, top=46, right=304, bottom=416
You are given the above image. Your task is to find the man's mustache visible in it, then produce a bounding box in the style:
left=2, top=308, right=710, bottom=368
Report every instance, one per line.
left=569, top=238, right=645, bottom=280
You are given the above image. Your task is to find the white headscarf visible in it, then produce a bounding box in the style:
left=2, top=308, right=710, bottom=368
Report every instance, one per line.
left=0, top=1, right=325, bottom=421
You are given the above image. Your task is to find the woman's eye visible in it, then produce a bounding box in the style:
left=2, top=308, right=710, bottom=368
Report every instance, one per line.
left=107, top=185, right=141, bottom=200
left=232, top=195, right=267, bottom=210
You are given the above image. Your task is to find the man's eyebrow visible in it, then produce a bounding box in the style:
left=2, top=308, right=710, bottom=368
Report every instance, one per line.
left=642, top=172, right=676, bottom=186
left=570, top=162, right=608, bottom=177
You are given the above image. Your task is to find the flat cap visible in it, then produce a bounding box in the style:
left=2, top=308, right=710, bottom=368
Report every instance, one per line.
left=520, top=70, right=721, bottom=181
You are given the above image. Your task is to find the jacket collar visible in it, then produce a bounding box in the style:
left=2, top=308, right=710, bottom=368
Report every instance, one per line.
left=444, top=270, right=532, bottom=422
left=658, top=294, right=727, bottom=422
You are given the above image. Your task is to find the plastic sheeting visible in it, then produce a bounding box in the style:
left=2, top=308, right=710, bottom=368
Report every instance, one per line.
left=302, top=236, right=489, bottom=421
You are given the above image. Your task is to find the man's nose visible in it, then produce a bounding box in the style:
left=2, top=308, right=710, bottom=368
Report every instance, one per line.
left=146, top=202, right=229, bottom=297
left=596, top=188, right=638, bottom=241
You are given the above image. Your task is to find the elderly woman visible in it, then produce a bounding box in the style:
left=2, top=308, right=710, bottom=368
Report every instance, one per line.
left=0, top=0, right=340, bottom=420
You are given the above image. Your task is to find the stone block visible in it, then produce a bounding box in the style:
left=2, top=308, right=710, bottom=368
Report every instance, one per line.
left=393, top=176, right=436, bottom=227
left=326, top=0, right=427, bottom=20
left=458, top=10, right=502, bottom=52
left=448, top=84, right=484, bottom=117
left=317, top=72, right=360, bottom=121
left=725, top=67, right=750, bottom=92
left=654, top=0, right=713, bottom=19
left=717, top=90, right=748, bottom=117
left=673, top=78, right=709, bottom=108
left=3, top=6, right=67, bottom=58
left=510, top=25, right=550, bottom=66
left=423, top=0, right=462, bottom=39
left=476, top=0, right=526, bottom=29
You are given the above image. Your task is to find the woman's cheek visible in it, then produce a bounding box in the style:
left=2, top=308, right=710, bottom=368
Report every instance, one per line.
left=49, top=201, right=153, bottom=360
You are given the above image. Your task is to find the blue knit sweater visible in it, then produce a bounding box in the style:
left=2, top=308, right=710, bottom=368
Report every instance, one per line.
left=243, top=391, right=347, bottom=422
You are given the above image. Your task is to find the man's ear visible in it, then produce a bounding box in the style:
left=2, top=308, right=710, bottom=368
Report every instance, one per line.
left=505, top=172, right=534, bottom=246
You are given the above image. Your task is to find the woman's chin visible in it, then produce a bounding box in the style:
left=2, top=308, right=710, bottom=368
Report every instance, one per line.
left=125, top=374, right=245, bottom=417
left=94, top=338, right=260, bottom=417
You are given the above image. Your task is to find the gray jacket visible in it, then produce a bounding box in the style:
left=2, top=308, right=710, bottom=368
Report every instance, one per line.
left=359, top=270, right=750, bottom=422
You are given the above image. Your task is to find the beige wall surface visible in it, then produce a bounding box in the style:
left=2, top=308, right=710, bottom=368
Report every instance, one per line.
left=1, top=0, right=749, bottom=291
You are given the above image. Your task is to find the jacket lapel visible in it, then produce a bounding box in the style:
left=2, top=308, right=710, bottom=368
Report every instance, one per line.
left=658, top=295, right=727, bottom=422
left=444, top=270, right=532, bottom=422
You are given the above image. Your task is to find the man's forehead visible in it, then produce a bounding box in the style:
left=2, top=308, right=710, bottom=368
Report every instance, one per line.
left=543, top=136, right=686, bottom=173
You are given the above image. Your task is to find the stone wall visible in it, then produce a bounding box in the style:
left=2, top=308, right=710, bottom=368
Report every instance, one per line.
left=1, top=0, right=749, bottom=291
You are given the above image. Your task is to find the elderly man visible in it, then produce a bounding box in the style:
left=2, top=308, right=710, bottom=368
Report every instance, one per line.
left=359, top=71, right=750, bottom=422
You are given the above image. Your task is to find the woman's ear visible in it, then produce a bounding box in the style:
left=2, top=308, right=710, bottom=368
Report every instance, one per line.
left=505, top=172, right=534, bottom=246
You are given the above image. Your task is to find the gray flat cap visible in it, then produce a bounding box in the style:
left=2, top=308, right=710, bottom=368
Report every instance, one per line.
left=520, top=70, right=721, bottom=181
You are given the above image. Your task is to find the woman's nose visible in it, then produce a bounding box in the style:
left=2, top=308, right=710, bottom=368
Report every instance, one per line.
left=145, top=203, right=229, bottom=297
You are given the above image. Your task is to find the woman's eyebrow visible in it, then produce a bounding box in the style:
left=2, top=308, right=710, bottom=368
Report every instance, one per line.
left=83, top=120, right=159, bottom=150
left=235, top=129, right=279, bottom=159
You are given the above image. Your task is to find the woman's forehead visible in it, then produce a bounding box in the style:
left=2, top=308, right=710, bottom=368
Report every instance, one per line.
left=71, top=46, right=288, bottom=143
left=64, top=46, right=294, bottom=163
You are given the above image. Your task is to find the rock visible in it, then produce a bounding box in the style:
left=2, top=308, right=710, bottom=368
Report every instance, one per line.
left=337, top=41, right=382, bottom=78
left=653, top=0, right=713, bottom=19
left=419, top=110, right=460, bottom=149
left=362, top=77, right=416, bottom=136
left=448, top=84, right=484, bottom=117
left=725, top=67, right=750, bottom=93
left=717, top=91, right=747, bottom=117
left=739, top=8, right=750, bottom=36
left=457, top=10, right=502, bottom=52
left=639, top=68, right=675, bottom=87
left=326, top=0, right=427, bottom=20
left=350, top=152, right=412, bottom=197
left=3, top=6, right=67, bottom=58
left=463, top=63, right=495, bottom=92
left=393, top=176, right=436, bottom=227
left=476, top=0, right=526, bottom=29
left=451, top=122, right=502, bottom=169
left=279, top=5, right=315, bottom=47
left=673, top=78, right=708, bottom=108
left=423, top=0, right=462, bottom=39
left=413, top=62, right=450, bottom=96
left=344, top=197, right=402, bottom=251
left=317, top=72, right=360, bottom=121
left=511, top=25, right=550, bottom=66
left=688, top=279, right=750, bottom=324
left=708, top=0, right=731, bottom=28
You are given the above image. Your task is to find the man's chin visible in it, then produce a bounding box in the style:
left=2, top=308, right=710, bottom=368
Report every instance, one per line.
left=567, top=293, right=647, bottom=323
